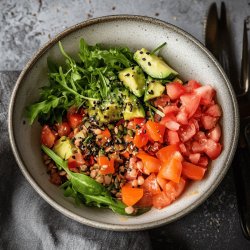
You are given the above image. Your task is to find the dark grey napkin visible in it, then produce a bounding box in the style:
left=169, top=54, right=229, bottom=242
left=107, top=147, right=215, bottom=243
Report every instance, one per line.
left=0, top=72, right=152, bottom=250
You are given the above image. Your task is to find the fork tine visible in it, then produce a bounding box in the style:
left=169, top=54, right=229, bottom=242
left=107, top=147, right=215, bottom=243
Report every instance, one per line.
left=240, top=20, right=249, bottom=94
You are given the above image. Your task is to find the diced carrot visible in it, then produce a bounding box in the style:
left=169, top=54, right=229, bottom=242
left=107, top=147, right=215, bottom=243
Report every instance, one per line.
left=121, top=186, right=144, bottom=206
left=121, top=151, right=130, bottom=159
left=158, top=151, right=183, bottom=183
left=156, top=144, right=180, bottom=163
left=136, top=152, right=161, bottom=173
left=98, top=156, right=115, bottom=175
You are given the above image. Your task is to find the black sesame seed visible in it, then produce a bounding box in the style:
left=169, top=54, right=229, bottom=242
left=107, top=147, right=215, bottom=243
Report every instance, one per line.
left=142, top=58, right=146, bottom=61
left=148, top=62, right=151, bottom=66
left=125, top=73, right=130, bottom=77
left=146, top=52, right=150, bottom=55
left=132, top=67, right=134, bottom=70
left=140, top=51, right=143, bottom=54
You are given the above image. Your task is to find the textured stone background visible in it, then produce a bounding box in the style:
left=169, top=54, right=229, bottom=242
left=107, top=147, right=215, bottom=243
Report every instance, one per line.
left=0, top=0, right=250, bottom=71
left=1, top=0, right=250, bottom=249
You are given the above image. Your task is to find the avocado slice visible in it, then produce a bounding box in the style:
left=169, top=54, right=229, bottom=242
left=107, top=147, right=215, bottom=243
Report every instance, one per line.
left=53, top=136, right=75, bottom=160
left=134, top=48, right=178, bottom=79
left=144, top=80, right=165, bottom=101
left=118, top=66, right=146, bottom=97
left=87, top=96, right=123, bottom=124
left=122, top=90, right=145, bottom=120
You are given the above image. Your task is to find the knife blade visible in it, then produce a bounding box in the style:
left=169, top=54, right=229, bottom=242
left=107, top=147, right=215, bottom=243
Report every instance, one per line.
left=205, top=2, right=250, bottom=240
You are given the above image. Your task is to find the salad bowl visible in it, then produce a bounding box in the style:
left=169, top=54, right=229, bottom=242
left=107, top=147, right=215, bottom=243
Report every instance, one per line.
left=8, top=15, right=239, bottom=231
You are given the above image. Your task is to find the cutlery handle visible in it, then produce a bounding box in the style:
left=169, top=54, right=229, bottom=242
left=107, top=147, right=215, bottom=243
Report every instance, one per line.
left=233, top=121, right=250, bottom=240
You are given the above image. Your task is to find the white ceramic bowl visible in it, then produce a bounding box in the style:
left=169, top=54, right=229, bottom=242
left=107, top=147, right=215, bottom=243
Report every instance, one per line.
left=8, top=15, right=239, bottom=231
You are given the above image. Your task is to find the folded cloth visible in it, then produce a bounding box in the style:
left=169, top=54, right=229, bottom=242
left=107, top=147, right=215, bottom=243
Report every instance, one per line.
left=0, top=72, right=152, bottom=250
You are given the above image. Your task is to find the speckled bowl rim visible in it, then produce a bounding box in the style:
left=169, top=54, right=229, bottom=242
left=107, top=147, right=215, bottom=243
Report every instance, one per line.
left=8, top=15, right=239, bottom=231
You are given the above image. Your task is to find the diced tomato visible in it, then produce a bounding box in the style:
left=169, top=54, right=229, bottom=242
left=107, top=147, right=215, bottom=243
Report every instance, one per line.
left=189, top=153, right=201, bottom=164
left=204, top=139, right=222, bottom=160
left=166, top=130, right=180, bottom=145
left=176, top=108, right=189, bottom=125
left=191, top=140, right=206, bottom=153
left=98, top=128, right=111, bottom=145
left=158, top=151, right=183, bottom=183
left=201, top=115, right=218, bottom=130
left=156, top=144, right=180, bottom=162
left=97, top=156, right=115, bottom=175
left=133, top=129, right=149, bottom=148
left=193, top=107, right=202, bottom=119
left=127, top=118, right=146, bottom=130
left=143, top=173, right=161, bottom=195
left=166, top=82, right=186, bottom=100
left=180, top=93, right=200, bottom=118
left=135, top=191, right=153, bottom=207
left=68, top=113, right=83, bottom=129
left=152, top=191, right=172, bottom=209
left=121, top=151, right=130, bottom=159
left=154, top=95, right=170, bottom=108
left=121, top=186, right=144, bottom=207
left=194, top=131, right=207, bottom=141
left=146, top=121, right=165, bottom=143
left=179, top=143, right=187, bottom=154
left=182, top=161, right=206, bottom=180
left=179, top=122, right=196, bottom=142
left=56, top=122, right=71, bottom=137
left=205, top=104, right=222, bottom=117
left=68, top=152, right=85, bottom=170
left=198, top=156, right=209, bottom=168
left=156, top=175, right=168, bottom=191
left=164, top=178, right=185, bottom=200
left=89, top=155, right=95, bottom=166
left=163, top=104, right=179, bottom=115
left=184, top=80, right=202, bottom=92
left=160, top=114, right=180, bottom=131
left=190, top=118, right=199, bottom=132
left=194, top=85, right=215, bottom=105
left=136, top=152, right=161, bottom=173
left=41, top=125, right=56, bottom=148
left=166, top=177, right=186, bottom=198
left=207, top=124, right=221, bottom=142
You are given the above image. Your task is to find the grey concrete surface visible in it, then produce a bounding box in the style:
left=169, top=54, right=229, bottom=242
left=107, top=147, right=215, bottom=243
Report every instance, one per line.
left=1, top=0, right=250, bottom=249
left=0, top=0, right=249, bottom=71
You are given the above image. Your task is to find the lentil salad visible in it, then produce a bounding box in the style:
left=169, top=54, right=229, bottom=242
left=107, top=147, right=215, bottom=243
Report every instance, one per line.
left=27, top=39, right=223, bottom=215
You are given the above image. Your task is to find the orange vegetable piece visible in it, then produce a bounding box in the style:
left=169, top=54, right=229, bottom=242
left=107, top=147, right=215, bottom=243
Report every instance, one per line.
left=156, top=144, right=180, bottom=163
left=182, top=161, right=206, bottom=180
left=98, top=156, right=115, bottom=175
left=158, top=151, right=183, bottom=183
left=121, top=186, right=144, bottom=206
left=137, top=152, right=161, bottom=173
left=142, top=173, right=161, bottom=195
left=145, top=121, right=165, bottom=143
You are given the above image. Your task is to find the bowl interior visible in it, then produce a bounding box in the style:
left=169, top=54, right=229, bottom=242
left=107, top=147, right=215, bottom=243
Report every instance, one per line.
left=9, top=16, right=238, bottom=230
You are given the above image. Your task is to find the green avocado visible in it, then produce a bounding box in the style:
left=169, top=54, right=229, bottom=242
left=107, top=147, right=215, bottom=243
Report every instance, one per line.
left=134, top=48, right=178, bottom=79
left=122, top=90, right=145, bottom=120
left=144, top=80, right=165, bottom=101
left=87, top=96, right=123, bottom=124
left=118, top=66, right=146, bottom=97
left=53, top=136, right=75, bottom=160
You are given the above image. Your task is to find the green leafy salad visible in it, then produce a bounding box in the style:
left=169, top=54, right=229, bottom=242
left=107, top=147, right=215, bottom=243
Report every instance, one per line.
left=27, top=39, right=182, bottom=215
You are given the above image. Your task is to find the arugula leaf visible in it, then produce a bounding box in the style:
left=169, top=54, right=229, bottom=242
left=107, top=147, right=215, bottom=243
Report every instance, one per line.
left=26, top=96, right=61, bottom=124
left=41, top=145, right=131, bottom=215
left=26, top=38, right=135, bottom=124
